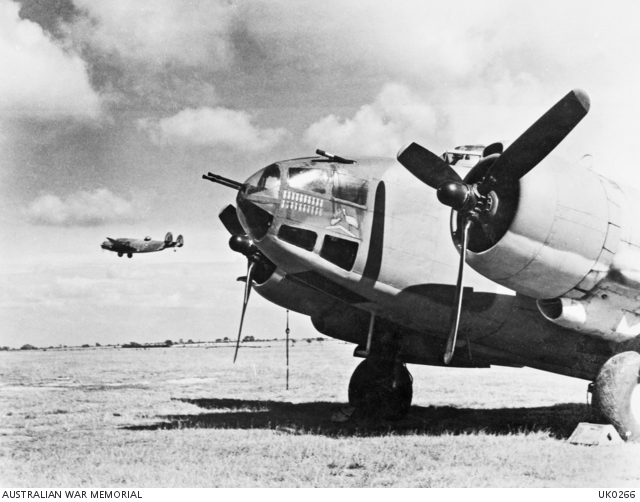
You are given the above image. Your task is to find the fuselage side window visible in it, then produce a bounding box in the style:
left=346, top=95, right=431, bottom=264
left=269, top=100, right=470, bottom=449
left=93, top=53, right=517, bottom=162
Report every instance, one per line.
left=332, top=172, right=368, bottom=206
left=288, top=168, right=330, bottom=195
left=320, top=235, right=359, bottom=271
left=277, top=225, right=317, bottom=251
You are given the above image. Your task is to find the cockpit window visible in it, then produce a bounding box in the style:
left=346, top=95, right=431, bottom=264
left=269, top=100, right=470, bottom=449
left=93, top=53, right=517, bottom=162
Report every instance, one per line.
left=442, top=146, right=483, bottom=168
left=332, top=172, right=368, bottom=205
left=257, top=163, right=281, bottom=190
left=288, top=168, right=330, bottom=194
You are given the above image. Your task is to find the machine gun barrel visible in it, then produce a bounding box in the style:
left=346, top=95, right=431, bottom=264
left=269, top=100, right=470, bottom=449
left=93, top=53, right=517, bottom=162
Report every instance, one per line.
left=202, top=173, right=244, bottom=191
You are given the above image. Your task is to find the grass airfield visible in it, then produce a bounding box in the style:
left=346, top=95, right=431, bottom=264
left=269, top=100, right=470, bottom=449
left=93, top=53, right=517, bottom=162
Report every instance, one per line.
left=1, top=340, right=639, bottom=487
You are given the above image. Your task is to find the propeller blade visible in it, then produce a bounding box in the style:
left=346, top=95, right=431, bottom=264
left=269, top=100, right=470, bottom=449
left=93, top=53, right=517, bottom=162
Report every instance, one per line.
left=480, top=89, right=590, bottom=194
left=397, top=142, right=462, bottom=190
left=444, top=218, right=472, bottom=365
left=233, top=261, right=255, bottom=363
left=219, top=205, right=246, bottom=236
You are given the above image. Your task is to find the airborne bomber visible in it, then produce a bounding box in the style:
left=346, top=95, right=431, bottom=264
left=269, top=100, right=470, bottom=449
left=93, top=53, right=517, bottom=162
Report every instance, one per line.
left=101, top=232, right=184, bottom=258
left=204, top=89, right=640, bottom=440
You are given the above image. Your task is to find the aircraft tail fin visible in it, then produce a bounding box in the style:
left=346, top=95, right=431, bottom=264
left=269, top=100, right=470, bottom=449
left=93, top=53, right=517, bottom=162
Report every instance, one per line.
left=164, top=232, right=173, bottom=244
left=176, top=235, right=184, bottom=247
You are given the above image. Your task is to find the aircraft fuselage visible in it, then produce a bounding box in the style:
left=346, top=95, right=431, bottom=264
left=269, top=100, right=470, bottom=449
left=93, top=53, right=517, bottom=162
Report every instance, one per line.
left=233, top=154, right=640, bottom=380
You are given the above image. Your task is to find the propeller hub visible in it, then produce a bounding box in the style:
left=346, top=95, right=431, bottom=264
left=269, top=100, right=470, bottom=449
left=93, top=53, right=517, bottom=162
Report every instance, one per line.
left=229, top=235, right=257, bottom=257
left=437, top=181, right=473, bottom=211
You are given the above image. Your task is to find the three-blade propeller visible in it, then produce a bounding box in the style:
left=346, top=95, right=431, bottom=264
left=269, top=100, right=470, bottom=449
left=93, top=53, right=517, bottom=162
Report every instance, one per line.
left=218, top=204, right=260, bottom=363
left=397, top=89, right=590, bottom=364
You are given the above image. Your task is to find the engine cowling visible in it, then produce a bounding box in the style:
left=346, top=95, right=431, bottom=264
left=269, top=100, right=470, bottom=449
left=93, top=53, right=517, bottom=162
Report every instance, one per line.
left=461, top=154, right=640, bottom=342
left=465, top=155, right=620, bottom=300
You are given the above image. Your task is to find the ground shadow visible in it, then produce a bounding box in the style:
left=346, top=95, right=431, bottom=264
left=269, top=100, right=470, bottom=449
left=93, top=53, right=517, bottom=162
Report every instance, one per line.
left=123, top=397, right=596, bottom=439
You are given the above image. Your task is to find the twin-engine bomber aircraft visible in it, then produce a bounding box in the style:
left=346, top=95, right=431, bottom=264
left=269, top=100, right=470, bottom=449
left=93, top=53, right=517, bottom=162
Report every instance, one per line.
left=203, top=89, right=640, bottom=441
left=101, top=232, right=184, bottom=258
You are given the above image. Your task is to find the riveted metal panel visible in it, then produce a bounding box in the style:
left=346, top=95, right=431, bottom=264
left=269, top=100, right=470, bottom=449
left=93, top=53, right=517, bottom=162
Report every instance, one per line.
left=576, top=248, right=614, bottom=291
left=601, top=177, right=627, bottom=241
left=618, top=185, right=640, bottom=248
left=564, top=289, right=588, bottom=300
left=603, top=223, right=622, bottom=253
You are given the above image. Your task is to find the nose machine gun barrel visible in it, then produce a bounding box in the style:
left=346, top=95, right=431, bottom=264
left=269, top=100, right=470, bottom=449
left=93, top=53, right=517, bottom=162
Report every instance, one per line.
left=202, top=172, right=244, bottom=191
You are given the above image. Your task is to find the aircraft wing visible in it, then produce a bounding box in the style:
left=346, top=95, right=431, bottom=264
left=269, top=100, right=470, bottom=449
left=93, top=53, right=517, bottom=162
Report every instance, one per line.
left=106, top=238, right=136, bottom=251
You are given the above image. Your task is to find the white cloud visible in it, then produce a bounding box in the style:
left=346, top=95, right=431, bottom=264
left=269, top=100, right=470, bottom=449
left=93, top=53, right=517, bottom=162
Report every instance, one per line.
left=0, top=0, right=101, bottom=119
left=139, top=107, right=288, bottom=151
left=303, top=83, right=437, bottom=156
left=53, top=276, right=96, bottom=299
left=24, top=189, right=147, bottom=227
left=69, top=0, right=236, bottom=67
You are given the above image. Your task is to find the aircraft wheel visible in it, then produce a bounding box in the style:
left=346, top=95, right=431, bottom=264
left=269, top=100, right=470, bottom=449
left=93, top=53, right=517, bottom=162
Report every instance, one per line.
left=348, top=358, right=413, bottom=420
left=127, top=253, right=133, bottom=258
left=117, top=252, right=123, bottom=257
left=592, top=351, right=640, bottom=442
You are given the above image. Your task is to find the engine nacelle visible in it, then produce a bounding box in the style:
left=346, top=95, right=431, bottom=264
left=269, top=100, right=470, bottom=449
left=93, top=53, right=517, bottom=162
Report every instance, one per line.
left=464, top=154, right=640, bottom=342
left=466, top=155, right=622, bottom=299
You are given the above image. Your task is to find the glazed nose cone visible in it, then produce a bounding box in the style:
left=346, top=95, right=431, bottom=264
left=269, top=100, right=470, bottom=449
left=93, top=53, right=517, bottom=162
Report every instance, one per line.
left=235, top=166, right=280, bottom=241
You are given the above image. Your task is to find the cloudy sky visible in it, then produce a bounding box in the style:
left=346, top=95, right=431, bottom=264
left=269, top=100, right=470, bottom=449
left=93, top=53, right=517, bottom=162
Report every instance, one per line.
left=2, top=0, right=640, bottom=348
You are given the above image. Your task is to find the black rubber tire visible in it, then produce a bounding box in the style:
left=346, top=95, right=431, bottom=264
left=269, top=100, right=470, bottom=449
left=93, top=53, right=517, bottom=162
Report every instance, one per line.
left=118, top=252, right=123, bottom=257
left=127, top=253, right=133, bottom=258
left=348, top=358, right=413, bottom=420
left=593, top=351, right=640, bottom=442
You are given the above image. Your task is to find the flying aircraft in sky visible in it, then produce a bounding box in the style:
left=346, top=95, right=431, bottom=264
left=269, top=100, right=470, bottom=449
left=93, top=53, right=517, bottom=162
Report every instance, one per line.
left=101, top=232, right=184, bottom=258
left=203, top=89, right=640, bottom=442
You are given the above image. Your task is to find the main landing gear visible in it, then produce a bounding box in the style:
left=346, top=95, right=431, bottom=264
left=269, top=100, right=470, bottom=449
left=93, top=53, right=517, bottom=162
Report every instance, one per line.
left=592, top=351, right=640, bottom=442
left=345, top=313, right=413, bottom=420
left=348, top=357, right=413, bottom=420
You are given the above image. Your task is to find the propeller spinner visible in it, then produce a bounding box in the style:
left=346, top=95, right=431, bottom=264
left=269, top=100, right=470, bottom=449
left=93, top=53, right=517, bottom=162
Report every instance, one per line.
left=397, top=88, right=590, bottom=364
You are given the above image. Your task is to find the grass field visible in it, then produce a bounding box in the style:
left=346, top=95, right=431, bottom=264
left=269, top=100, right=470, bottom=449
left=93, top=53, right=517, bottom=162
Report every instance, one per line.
left=1, top=341, right=639, bottom=487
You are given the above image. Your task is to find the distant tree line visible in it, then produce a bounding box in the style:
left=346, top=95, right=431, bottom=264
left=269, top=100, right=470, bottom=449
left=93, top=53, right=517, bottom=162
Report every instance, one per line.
left=4, top=336, right=328, bottom=352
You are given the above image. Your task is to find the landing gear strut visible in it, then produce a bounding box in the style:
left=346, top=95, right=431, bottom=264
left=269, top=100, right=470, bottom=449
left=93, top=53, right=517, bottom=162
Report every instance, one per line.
left=592, top=351, right=640, bottom=442
left=348, top=357, right=413, bottom=420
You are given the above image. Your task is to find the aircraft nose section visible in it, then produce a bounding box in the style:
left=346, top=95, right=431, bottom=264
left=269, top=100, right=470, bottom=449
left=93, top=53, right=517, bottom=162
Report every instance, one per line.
left=235, top=164, right=281, bottom=241
left=236, top=197, right=275, bottom=240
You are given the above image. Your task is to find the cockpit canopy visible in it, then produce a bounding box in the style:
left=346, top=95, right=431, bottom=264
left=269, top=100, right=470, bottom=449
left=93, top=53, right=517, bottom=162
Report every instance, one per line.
left=441, top=145, right=485, bottom=169
left=246, top=162, right=368, bottom=206
left=144, top=236, right=152, bottom=241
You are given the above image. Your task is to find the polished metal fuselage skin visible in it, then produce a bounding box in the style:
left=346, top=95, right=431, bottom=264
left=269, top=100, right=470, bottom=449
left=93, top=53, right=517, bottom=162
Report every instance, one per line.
left=235, top=155, right=640, bottom=380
